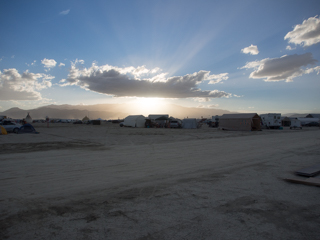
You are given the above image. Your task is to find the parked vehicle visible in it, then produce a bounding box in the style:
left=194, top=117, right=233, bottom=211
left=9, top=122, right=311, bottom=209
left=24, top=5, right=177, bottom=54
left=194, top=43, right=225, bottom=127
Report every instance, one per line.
left=0, top=121, right=22, bottom=133
left=59, top=119, right=71, bottom=123
left=260, top=113, right=281, bottom=129
left=211, top=115, right=220, bottom=128
left=73, top=120, right=83, bottom=124
left=304, top=122, right=319, bottom=127
left=169, top=120, right=181, bottom=128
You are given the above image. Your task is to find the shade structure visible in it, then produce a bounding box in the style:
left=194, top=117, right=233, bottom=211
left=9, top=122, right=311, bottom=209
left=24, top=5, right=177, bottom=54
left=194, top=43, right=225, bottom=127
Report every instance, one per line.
left=219, top=113, right=261, bottom=131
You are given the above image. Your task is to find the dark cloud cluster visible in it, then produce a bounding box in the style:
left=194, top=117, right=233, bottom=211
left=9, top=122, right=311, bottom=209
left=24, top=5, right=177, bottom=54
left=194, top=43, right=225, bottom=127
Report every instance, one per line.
left=60, top=64, right=231, bottom=99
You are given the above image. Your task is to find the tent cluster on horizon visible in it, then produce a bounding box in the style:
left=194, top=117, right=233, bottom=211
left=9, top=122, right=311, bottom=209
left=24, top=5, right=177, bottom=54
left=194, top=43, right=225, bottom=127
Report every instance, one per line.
left=1, top=112, right=319, bottom=133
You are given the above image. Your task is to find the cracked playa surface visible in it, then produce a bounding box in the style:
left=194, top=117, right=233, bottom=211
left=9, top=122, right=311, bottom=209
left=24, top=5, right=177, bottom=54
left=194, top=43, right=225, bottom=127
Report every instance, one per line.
left=0, top=123, right=320, bottom=239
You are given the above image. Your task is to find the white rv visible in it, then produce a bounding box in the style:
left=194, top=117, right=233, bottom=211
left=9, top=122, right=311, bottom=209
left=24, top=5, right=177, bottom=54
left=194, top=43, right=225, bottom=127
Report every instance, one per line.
left=260, top=113, right=281, bottom=129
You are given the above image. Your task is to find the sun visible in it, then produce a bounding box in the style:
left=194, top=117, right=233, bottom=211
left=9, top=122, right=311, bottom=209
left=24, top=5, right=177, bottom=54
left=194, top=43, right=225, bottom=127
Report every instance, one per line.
left=136, top=97, right=161, bottom=108
left=133, top=97, right=166, bottom=115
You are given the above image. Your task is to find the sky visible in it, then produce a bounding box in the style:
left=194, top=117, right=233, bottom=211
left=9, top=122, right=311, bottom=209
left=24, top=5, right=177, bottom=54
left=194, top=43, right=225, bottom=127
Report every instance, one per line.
left=0, top=0, right=320, bottom=114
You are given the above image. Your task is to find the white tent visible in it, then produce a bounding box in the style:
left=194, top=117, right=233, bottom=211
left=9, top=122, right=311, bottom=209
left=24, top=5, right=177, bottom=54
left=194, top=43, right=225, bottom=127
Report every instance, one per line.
left=182, top=118, right=198, bottom=129
left=290, top=119, right=302, bottom=129
left=25, top=113, right=33, bottom=124
left=123, top=115, right=146, bottom=128
left=297, top=118, right=319, bottom=125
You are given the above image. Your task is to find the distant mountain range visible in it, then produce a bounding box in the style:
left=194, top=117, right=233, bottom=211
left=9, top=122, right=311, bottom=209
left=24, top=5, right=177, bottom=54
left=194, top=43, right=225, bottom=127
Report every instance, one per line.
left=0, top=104, right=234, bottom=120
left=1, top=104, right=313, bottom=120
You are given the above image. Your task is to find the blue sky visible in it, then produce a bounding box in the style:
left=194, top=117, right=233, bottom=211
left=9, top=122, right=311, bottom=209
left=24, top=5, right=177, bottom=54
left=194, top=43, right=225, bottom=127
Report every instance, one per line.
left=0, top=0, right=320, bottom=114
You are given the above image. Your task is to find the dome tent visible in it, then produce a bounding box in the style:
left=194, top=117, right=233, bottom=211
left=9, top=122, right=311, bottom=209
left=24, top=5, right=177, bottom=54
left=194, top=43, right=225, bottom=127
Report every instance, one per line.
left=0, top=125, right=7, bottom=135
left=18, top=124, right=39, bottom=134
left=123, top=115, right=146, bottom=128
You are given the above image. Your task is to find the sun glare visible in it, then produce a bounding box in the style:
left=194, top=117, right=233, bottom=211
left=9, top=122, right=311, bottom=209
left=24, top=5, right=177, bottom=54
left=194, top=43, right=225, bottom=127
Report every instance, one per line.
left=133, top=98, right=166, bottom=115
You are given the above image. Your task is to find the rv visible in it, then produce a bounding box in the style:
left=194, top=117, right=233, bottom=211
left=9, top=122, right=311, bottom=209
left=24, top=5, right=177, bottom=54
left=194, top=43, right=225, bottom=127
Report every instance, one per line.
left=260, top=113, right=281, bottom=129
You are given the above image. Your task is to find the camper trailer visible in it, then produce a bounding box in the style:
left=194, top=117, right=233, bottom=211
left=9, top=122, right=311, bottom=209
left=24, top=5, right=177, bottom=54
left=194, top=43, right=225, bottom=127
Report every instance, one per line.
left=260, top=113, right=281, bottom=129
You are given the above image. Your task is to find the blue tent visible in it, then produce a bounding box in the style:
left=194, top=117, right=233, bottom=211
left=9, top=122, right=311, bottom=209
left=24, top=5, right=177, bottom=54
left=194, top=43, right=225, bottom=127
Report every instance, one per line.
left=18, top=124, right=39, bottom=134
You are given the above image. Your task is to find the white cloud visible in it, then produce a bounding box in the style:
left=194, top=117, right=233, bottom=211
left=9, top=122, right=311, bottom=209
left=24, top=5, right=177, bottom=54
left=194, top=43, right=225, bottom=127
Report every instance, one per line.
left=241, top=53, right=319, bottom=82
left=208, top=104, right=219, bottom=108
left=197, top=104, right=219, bottom=108
left=241, top=44, right=259, bottom=55
left=60, top=62, right=232, bottom=99
left=59, top=9, right=70, bottom=15
left=207, top=73, right=229, bottom=84
left=284, top=15, right=320, bottom=47
left=11, top=55, right=15, bottom=59
left=286, top=45, right=296, bottom=51
left=193, top=98, right=210, bottom=102
left=149, top=72, right=168, bottom=83
left=41, top=58, right=57, bottom=69
left=59, top=62, right=65, bottom=67
left=304, top=66, right=320, bottom=74
left=0, top=68, right=53, bottom=101
left=26, top=60, right=37, bottom=67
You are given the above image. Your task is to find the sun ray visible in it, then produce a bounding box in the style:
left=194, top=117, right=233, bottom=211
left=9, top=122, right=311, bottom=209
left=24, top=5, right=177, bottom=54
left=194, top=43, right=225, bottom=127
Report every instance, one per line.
left=132, top=97, right=167, bottom=115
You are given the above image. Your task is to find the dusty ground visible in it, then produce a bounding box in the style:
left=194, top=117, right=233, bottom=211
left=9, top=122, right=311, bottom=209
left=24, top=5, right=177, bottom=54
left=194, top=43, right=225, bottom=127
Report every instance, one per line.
left=0, top=123, right=320, bottom=239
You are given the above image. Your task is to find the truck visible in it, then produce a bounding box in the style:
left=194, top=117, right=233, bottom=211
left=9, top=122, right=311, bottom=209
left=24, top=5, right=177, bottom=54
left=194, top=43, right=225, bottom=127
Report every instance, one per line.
left=260, top=113, right=281, bottom=129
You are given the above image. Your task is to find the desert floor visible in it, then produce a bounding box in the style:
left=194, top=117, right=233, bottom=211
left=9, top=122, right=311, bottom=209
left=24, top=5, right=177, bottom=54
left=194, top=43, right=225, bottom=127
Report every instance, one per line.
left=0, top=123, right=320, bottom=240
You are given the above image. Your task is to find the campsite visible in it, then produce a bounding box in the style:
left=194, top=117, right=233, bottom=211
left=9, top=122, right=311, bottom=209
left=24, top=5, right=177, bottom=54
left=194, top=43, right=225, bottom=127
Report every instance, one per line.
left=1, top=0, right=320, bottom=238
left=1, top=121, right=320, bottom=239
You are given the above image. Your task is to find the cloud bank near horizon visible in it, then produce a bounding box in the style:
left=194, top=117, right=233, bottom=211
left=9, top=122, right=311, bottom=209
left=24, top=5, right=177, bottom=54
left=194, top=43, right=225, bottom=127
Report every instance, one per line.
left=241, top=53, right=319, bottom=82
left=60, top=62, right=231, bottom=99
